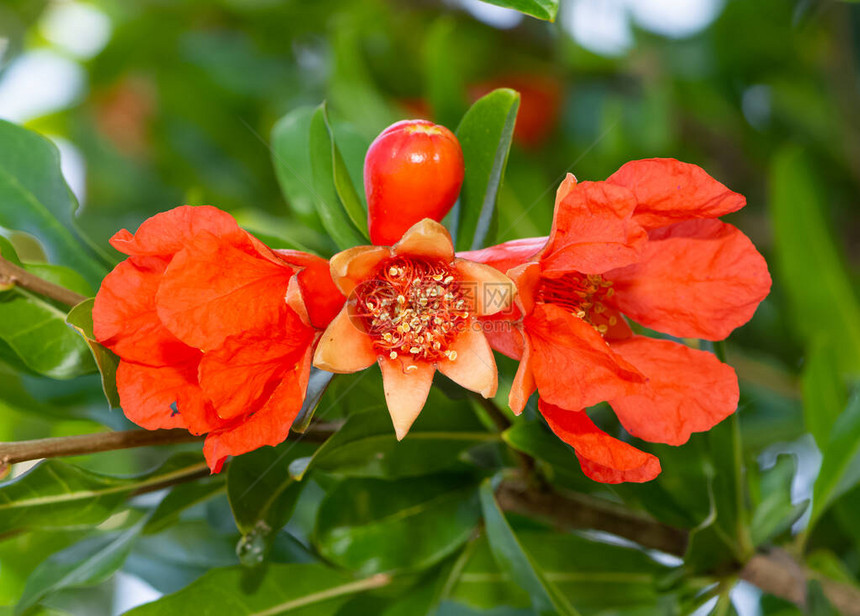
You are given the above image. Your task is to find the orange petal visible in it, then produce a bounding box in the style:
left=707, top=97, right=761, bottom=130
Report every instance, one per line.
left=453, top=259, right=516, bottom=317
left=507, top=262, right=541, bottom=316
left=606, top=158, right=746, bottom=230
left=329, top=246, right=390, bottom=296
left=156, top=231, right=296, bottom=351
left=457, top=237, right=547, bottom=274
left=606, top=219, right=772, bottom=340
left=480, top=314, right=524, bottom=360
left=109, top=205, right=242, bottom=257
left=116, top=358, right=217, bottom=435
left=287, top=253, right=345, bottom=330
left=203, top=353, right=310, bottom=473
left=198, top=313, right=314, bottom=420
left=437, top=325, right=497, bottom=398
left=525, top=303, right=644, bottom=411
left=609, top=336, right=739, bottom=445
left=509, top=336, right=536, bottom=415
left=541, top=180, right=647, bottom=275
left=539, top=400, right=661, bottom=484
left=379, top=357, right=435, bottom=440
left=392, top=219, right=455, bottom=261
left=313, top=306, right=379, bottom=373
left=93, top=256, right=197, bottom=365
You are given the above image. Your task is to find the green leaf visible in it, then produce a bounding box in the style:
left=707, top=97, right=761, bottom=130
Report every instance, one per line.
left=0, top=291, right=96, bottom=379
left=454, top=89, right=520, bottom=251
left=0, top=453, right=207, bottom=533
left=143, top=476, right=226, bottom=535
left=474, top=0, right=558, bottom=21
left=450, top=530, right=671, bottom=612
left=750, top=454, right=808, bottom=546
left=314, top=475, right=481, bottom=575
left=309, top=103, right=369, bottom=249
left=810, top=391, right=860, bottom=528
left=65, top=299, right=120, bottom=407
left=271, top=106, right=325, bottom=228
left=124, top=563, right=390, bottom=616
left=297, top=394, right=497, bottom=479
left=0, top=121, right=107, bottom=287
left=770, top=147, right=860, bottom=372
left=16, top=522, right=143, bottom=615
left=801, top=339, right=847, bottom=449
left=478, top=479, right=580, bottom=616
left=227, top=441, right=317, bottom=564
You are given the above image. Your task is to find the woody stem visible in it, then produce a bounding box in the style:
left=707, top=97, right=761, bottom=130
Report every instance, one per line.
left=0, top=255, right=88, bottom=308
left=0, top=422, right=340, bottom=468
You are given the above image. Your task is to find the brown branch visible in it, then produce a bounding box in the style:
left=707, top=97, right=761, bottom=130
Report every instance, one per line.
left=0, top=422, right=340, bottom=468
left=497, top=479, right=860, bottom=615
left=0, top=255, right=88, bottom=307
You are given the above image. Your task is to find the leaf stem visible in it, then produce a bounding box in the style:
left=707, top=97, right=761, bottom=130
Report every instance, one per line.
left=0, top=255, right=88, bottom=307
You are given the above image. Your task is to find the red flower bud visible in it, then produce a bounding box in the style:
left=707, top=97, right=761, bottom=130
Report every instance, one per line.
left=364, top=119, right=464, bottom=246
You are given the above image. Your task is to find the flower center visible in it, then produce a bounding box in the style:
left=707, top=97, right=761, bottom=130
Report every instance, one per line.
left=536, top=272, right=617, bottom=335
left=351, top=257, right=470, bottom=363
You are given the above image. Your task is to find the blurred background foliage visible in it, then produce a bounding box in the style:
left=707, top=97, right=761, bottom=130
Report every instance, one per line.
left=1, top=0, right=860, bottom=614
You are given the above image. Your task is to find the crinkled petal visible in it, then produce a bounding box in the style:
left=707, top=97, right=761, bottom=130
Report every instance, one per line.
left=109, top=205, right=242, bottom=257
left=609, top=336, right=739, bottom=445
left=93, top=256, right=197, bottom=365
left=540, top=178, right=647, bottom=275
left=526, top=303, right=644, bottom=411
left=379, top=357, right=435, bottom=440
left=392, top=219, right=455, bottom=262
left=313, top=307, right=379, bottom=373
left=198, top=312, right=314, bottom=420
left=480, top=313, right=524, bottom=360
left=203, top=351, right=311, bottom=473
left=606, top=219, right=771, bottom=340
left=116, top=357, right=216, bottom=434
left=509, top=335, right=536, bottom=414
left=156, top=231, right=297, bottom=351
left=329, top=246, right=391, bottom=296
left=458, top=237, right=547, bottom=274
left=277, top=250, right=345, bottom=329
left=507, top=262, right=541, bottom=316
left=539, top=400, right=660, bottom=484
left=606, top=158, right=746, bottom=230
left=453, top=259, right=516, bottom=317
left=437, top=325, right=497, bottom=398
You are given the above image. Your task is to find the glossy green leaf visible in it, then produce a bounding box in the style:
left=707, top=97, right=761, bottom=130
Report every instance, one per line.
left=143, top=476, right=226, bottom=535
left=65, top=299, right=120, bottom=407
left=0, top=121, right=107, bottom=287
left=750, top=454, right=807, bottom=546
left=16, top=522, right=143, bottom=615
left=453, top=89, right=520, bottom=251
left=810, top=391, right=860, bottom=528
left=450, top=531, right=671, bottom=612
left=297, top=394, right=497, bottom=479
left=478, top=479, right=580, bottom=616
left=801, top=339, right=847, bottom=449
left=0, top=291, right=95, bottom=379
left=271, top=106, right=325, bottom=228
left=770, top=147, right=860, bottom=372
left=227, top=441, right=317, bottom=564
left=124, top=563, right=390, bottom=616
left=314, top=474, right=481, bottom=575
left=475, top=0, right=558, bottom=21
left=323, top=109, right=369, bottom=238
left=308, top=103, right=368, bottom=249
left=0, top=454, right=207, bottom=533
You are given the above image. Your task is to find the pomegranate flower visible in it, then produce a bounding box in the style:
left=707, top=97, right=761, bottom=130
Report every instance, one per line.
left=463, top=159, right=771, bottom=483
left=313, top=219, right=514, bottom=439
left=93, top=206, right=342, bottom=472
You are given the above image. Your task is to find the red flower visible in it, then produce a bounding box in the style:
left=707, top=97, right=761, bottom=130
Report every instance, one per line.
left=313, top=219, right=514, bottom=439
left=461, top=159, right=771, bottom=483
left=93, top=206, right=342, bottom=472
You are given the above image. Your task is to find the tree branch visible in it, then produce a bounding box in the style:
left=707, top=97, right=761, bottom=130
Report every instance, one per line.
left=0, top=422, right=340, bottom=468
left=0, top=255, right=88, bottom=307
left=497, top=479, right=860, bottom=615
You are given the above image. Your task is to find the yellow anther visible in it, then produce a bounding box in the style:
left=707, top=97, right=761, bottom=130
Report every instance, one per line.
left=389, top=351, right=398, bottom=359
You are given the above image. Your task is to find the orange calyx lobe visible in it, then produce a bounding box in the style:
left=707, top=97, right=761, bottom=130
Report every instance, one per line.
left=536, top=272, right=617, bottom=335
left=351, top=256, right=470, bottom=364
